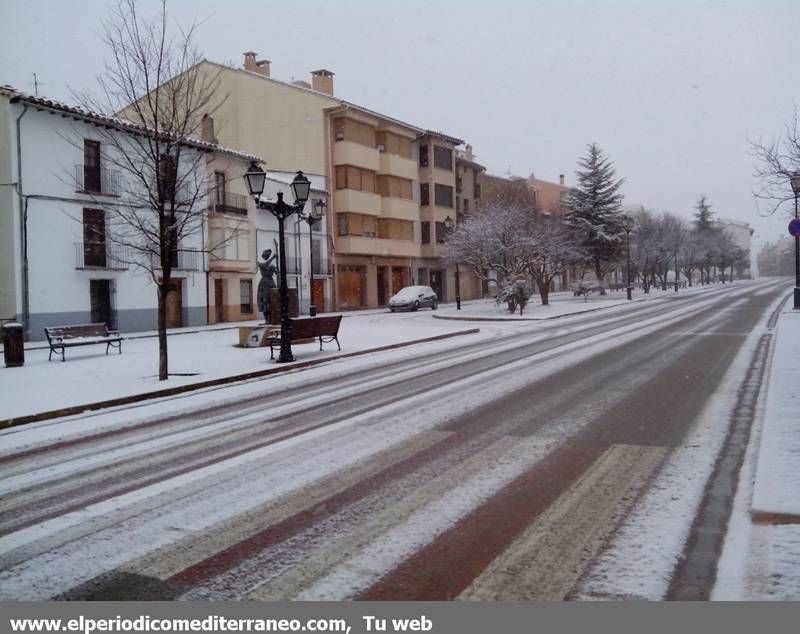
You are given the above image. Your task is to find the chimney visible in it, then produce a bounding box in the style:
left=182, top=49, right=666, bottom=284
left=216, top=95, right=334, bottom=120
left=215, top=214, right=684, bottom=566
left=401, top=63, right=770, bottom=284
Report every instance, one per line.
left=310, top=69, right=334, bottom=96
left=559, top=174, right=565, bottom=186
left=243, top=52, right=270, bottom=77
left=201, top=114, right=217, bottom=144
left=255, top=59, right=271, bottom=77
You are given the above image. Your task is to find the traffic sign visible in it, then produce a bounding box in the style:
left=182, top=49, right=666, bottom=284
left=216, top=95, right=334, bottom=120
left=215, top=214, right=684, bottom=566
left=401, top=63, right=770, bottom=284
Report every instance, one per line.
left=789, top=218, right=800, bottom=237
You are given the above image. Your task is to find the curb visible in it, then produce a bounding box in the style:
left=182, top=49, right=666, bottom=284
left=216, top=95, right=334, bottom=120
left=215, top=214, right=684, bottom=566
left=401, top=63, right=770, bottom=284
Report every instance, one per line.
left=0, top=328, right=480, bottom=429
left=431, top=296, right=651, bottom=322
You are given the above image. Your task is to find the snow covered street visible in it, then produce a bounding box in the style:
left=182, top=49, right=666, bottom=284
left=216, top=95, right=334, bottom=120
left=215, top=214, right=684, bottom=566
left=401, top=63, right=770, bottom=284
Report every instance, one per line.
left=0, top=278, right=795, bottom=600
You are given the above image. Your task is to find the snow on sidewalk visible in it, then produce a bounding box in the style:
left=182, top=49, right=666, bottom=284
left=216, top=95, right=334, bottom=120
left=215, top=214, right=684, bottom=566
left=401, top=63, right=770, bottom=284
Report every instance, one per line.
left=0, top=312, right=478, bottom=421
left=751, top=308, right=800, bottom=518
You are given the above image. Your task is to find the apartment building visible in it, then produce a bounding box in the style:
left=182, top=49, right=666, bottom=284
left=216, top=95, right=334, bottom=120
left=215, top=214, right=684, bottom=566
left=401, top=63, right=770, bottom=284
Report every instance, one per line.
left=0, top=86, right=259, bottom=339
left=137, top=53, right=479, bottom=310
left=454, top=145, right=486, bottom=300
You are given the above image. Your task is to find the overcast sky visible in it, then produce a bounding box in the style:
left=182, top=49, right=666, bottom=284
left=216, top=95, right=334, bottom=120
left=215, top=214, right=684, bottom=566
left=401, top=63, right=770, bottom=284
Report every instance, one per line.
left=2, top=0, right=798, bottom=250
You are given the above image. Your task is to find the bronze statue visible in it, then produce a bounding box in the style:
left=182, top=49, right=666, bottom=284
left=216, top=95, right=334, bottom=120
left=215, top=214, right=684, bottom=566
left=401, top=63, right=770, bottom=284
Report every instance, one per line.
left=257, top=249, right=278, bottom=323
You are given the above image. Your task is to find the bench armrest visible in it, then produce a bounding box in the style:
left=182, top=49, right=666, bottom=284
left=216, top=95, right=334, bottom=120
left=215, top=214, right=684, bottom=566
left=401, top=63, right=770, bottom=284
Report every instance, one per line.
left=106, top=330, right=120, bottom=337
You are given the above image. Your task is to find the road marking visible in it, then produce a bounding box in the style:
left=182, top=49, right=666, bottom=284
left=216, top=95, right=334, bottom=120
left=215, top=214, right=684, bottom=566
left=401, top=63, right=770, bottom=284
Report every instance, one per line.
left=257, top=436, right=550, bottom=601
left=459, top=443, right=667, bottom=600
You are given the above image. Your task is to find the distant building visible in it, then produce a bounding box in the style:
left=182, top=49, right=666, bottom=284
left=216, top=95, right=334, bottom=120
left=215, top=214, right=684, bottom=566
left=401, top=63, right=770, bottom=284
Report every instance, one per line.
left=714, top=218, right=754, bottom=278
left=757, top=237, right=794, bottom=277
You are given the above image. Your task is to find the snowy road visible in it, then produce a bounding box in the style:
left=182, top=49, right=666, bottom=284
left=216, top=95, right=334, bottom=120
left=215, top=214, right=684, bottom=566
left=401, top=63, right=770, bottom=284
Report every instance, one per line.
left=0, top=279, right=790, bottom=600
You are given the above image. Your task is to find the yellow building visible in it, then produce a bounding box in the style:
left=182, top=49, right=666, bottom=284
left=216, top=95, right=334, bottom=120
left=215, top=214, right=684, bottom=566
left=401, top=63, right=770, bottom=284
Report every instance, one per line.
left=141, top=53, right=475, bottom=310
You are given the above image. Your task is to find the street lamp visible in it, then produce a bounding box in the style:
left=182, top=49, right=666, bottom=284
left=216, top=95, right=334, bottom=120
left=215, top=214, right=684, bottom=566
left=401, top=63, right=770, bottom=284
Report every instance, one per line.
left=443, top=215, right=461, bottom=310
left=301, top=198, right=326, bottom=317
left=621, top=215, right=634, bottom=301
left=244, top=162, right=311, bottom=362
left=791, top=171, right=800, bottom=310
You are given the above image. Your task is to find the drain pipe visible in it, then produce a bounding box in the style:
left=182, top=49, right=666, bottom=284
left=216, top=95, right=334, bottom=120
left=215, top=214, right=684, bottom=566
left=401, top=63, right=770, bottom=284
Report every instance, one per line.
left=15, top=102, right=30, bottom=338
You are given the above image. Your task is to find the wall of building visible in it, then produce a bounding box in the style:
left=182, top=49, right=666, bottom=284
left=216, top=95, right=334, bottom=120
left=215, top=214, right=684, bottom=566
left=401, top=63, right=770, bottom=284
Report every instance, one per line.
left=0, top=95, right=19, bottom=322
left=13, top=105, right=207, bottom=340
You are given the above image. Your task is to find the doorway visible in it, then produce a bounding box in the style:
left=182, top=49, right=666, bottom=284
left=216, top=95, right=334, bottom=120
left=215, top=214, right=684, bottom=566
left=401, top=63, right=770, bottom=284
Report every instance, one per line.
left=164, top=279, right=183, bottom=328
left=90, top=279, right=115, bottom=329
left=391, top=266, right=408, bottom=295
left=377, top=266, right=388, bottom=306
left=312, top=279, right=325, bottom=312
left=214, top=278, right=225, bottom=322
left=429, top=269, right=445, bottom=300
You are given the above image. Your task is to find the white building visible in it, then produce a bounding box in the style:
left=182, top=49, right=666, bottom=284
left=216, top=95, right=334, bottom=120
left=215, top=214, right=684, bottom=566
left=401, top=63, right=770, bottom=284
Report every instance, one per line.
left=0, top=86, right=260, bottom=340
left=715, top=217, right=754, bottom=278
left=258, top=172, right=331, bottom=315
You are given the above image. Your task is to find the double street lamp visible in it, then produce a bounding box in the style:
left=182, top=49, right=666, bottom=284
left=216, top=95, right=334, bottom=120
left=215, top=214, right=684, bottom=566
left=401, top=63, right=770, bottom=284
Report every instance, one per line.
left=244, top=162, right=311, bottom=363
left=621, top=215, right=634, bottom=301
left=792, top=171, right=800, bottom=310
left=443, top=216, right=461, bottom=310
left=302, top=199, right=326, bottom=317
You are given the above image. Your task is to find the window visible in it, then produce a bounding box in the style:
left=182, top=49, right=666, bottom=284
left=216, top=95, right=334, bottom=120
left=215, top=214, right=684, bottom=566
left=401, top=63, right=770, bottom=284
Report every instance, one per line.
left=474, top=182, right=481, bottom=199
left=433, top=146, right=453, bottom=171
left=435, top=221, right=447, bottom=244
left=338, top=214, right=349, bottom=236
left=378, top=218, right=413, bottom=240
left=434, top=184, right=454, bottom=208
left=463, top=199, right=469, bottom=213
left=420, top=183, right=430, bottom=206
left=82, top=208, right=106, bottom=267
left=158, top=153, right=177, bottom=203
left=335, top=165, right=375, bottom=192
left=421, top=221, right=431, bottom=244
left=83, top=140, right=101, bottom=192
left=377, top=175, right=413, bottom=199
left=456, top=176, right=463, bottom=193
left=419, top=144, right=429, bottom=168
left=215, top=172, right=226, bottom=206
left=240, top=279, right=253, bottom=314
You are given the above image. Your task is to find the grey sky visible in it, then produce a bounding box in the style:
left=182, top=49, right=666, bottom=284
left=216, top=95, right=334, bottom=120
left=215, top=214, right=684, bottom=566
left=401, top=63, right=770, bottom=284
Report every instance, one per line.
left=2, top=0, right=798, bottom=250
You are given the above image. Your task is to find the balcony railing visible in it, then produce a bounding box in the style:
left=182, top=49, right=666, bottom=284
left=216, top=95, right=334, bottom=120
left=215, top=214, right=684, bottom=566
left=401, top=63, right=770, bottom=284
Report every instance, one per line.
left=211, top=191, right=248, bottom=215
left=75, top=164, right=122, bottom=197
left=74, top=242, right=129, bottom=269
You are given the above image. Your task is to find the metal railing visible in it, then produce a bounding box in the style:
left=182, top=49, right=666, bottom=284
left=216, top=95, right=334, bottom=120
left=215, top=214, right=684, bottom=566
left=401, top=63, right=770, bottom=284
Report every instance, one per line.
left=74, top=242, right=129, bottom=269
left=75, top=165, right=122, bottom=196
left=211, top=191, right=248, bottom=215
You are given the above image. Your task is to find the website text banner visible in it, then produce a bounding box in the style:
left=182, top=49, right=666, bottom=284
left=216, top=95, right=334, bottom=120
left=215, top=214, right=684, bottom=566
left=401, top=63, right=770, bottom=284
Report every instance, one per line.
left=3, top=602, right=799, bottom=634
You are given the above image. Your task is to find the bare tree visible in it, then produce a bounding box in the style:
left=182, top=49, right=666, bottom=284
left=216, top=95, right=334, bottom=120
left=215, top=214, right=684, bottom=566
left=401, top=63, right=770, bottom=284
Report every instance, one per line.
left=749, top=106, right=800, bottom=217
left=70, top=0, right=227, bottom=380
left=526, top=215, right=584, bottom=306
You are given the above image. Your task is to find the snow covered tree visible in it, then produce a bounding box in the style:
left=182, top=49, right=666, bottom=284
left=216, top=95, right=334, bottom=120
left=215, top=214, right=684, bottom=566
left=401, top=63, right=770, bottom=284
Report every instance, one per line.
left=694, top=195, right=714, bottom=232
left=564, top=143, right=625, bottom=294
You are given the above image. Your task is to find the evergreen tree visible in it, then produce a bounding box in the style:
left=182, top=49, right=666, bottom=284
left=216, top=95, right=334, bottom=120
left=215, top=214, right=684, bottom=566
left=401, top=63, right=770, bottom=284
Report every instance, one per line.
left=694, top=195, right=714, bottom=231
left=565, top=143, right=625, bottom=294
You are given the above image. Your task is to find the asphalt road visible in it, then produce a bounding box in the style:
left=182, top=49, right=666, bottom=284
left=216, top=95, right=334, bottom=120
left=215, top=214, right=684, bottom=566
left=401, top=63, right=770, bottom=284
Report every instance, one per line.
left=0, top=279, right=790, bottom=600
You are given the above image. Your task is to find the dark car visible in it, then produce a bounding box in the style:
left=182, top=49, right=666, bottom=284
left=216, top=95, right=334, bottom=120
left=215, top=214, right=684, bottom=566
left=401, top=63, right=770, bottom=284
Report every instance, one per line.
left=388, top=285, right=438, bottom=311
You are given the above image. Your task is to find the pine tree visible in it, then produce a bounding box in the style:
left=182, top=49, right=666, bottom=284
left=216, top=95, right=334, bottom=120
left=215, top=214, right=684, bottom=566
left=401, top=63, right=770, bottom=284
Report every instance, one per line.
left=565, top=143, right=625, bottom=294
left=694, top=195, right=714, bottom=231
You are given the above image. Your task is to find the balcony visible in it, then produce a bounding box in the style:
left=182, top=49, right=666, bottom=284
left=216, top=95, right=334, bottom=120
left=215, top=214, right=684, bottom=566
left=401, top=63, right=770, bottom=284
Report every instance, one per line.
left=378, top=152, right=418, bottom=181
left=210, top=191, right=248, bottom=215
left=334, top=189, right=381, bottom=216
left=74, top=242, right=129, bottom=269
left=75, top=165, right=122, bottom=197
left=152, top=248, right=202, bottom=272
left=333, top=141, right=380, bottom=171
left=336, top=235, right=420, bottom=258
left=380, top=196, right=419, bottom=221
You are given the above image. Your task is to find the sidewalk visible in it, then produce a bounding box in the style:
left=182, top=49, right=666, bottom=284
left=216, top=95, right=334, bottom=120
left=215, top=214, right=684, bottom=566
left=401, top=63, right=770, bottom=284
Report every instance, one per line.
left=713, top=303, right=800, bottom=599
left=0, top=313, right=480, bottom=424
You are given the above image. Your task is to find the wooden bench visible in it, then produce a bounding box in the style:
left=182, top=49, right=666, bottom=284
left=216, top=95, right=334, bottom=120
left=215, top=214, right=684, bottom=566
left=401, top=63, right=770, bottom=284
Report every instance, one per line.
left=268, top=315, right=342, bottom=360
left=44, top=323, right=123, bottom=362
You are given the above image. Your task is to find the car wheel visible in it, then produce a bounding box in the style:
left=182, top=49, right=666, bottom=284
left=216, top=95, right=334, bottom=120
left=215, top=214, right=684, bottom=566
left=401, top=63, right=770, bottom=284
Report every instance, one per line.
left=413, top=300, right=420, bottom=311
left=390, top=308, right=395, bottom=312
left=432, top=300, right=438, bottom=310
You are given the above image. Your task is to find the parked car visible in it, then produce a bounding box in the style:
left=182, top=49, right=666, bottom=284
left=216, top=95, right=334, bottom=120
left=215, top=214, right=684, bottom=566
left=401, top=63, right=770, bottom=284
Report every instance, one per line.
left=388, top=285, right=438, bottom=311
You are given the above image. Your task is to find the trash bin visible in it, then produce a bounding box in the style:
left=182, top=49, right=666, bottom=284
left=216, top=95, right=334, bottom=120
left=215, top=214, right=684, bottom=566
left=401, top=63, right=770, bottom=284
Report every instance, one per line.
left=2, top=323, right=24, bottom=367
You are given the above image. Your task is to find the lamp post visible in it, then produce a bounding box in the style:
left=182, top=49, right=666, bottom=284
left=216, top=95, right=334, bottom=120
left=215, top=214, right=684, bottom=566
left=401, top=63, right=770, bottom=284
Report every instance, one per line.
left=621, top=215, right=634, bottom=301
left=792, top=171, right=800, bottom=310
left=302, top=199, right=326, bottom=317
left=245, top=163, right=311, bottom=362
left=443, top=216, right=461, bottom=310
